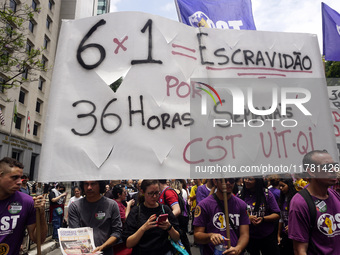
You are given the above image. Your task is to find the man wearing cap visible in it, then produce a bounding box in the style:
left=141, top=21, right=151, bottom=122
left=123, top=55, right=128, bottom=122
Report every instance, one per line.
left=0, top=157, right=47, bottom=255
left=19, top=174, right=30, bottom=195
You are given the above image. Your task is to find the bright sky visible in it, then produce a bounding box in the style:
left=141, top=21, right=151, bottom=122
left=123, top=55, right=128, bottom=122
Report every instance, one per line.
left=110, top=0, right=340, bottom=53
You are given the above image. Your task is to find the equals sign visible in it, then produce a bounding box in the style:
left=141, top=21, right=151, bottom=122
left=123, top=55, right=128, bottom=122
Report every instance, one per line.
left=171, top=43, right=197, bottom=60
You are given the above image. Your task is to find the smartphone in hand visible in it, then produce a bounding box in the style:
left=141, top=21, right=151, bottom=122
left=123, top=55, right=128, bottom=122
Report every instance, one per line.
left=156, top=214, right=168, bottom=225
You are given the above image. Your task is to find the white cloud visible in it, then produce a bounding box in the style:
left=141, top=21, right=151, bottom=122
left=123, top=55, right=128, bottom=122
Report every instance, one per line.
left=161, top=2, right=175, bottom=12
left=110, top=0, right=122, bottom=12
left=252, top=0, right=340, bottom=51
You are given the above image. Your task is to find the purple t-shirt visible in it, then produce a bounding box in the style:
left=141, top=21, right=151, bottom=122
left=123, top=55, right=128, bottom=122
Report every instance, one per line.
left=0, top=191, right=36, bottom=255
left=269, top=187, right=280, bottom=202
left=239, top=189, right=280, bottom=239
left=196, top=185, right=211, bottom=204
left=288, top=188, right=340, bottom=255
left=193, top=195, right=250, bottom=255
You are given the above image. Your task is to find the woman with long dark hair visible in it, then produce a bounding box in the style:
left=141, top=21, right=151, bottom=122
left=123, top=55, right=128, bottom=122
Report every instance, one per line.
left=111, top=184, right=135, bottom=255
left=238, top=177, right=280, bottom=255
left=123, top=180, right=180, bottom=255
left=277, top=177, right=297, bottom=254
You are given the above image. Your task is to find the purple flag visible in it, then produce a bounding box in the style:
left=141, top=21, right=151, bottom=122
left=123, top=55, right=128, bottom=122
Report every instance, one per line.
left=322, top=2, right=340, bottom=61
left=175, top=0, right=256, bottom=30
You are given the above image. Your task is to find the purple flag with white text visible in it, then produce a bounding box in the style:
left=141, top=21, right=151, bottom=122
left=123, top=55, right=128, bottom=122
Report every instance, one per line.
left=322, top=2, right=340, bottom=61
left=175, top=0, right=256, bottom=30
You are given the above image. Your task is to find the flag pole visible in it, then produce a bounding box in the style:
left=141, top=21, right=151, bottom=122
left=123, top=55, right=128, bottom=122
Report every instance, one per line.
left=6, top=99, right=16, bottom=156
left=174, top=0, right=183, bottom=22
left=24, top=110, right=29, bottom=138
left=221, top=178, right=231, bottom=248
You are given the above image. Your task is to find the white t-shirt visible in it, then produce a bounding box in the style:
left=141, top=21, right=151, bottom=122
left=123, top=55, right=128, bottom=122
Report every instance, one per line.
left=67, top=196, right=83, bottom=206
left=182, top=188, right=189, bottom=201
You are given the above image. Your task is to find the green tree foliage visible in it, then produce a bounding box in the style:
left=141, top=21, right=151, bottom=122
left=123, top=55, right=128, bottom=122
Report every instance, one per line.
left=109, top=77, right=123, bottom=92
left=325, top=61, right=340, bottom=86
left=0, top=3, right=45, bottom=91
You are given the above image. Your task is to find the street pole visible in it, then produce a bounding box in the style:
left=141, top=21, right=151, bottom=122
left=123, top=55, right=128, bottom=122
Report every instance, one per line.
left=6, top=99, right=16, bottom=157
left=221, top=178, right=231, bottom=248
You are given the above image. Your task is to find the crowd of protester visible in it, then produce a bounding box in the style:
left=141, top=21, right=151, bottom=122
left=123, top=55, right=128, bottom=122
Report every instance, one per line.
left=1, top=150, right=340, bottom=254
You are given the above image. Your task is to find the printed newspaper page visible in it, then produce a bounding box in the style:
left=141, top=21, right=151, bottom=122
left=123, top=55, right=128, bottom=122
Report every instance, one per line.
left=58, top=227, right=99, bottom=255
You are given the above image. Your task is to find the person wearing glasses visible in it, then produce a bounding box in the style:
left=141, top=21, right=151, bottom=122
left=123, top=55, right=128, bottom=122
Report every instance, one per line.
left=122, top=180, right=180, bottom=255
left=49, top=183, right=67, bottom=242
left=238, top=177, right=280, bottom=255
left=194, top=178, right=250, bottom=255
left=68, top=181, right=122, bottom=255
left=288, top=150, right=340, bottom=255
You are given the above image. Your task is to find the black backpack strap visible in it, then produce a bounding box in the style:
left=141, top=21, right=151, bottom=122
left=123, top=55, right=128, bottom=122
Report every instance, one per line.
left=298, top=189, right=316, bottom=228
left=298, top=188, right=321, bottom=254
left=212, top=193, right=238, bottom=237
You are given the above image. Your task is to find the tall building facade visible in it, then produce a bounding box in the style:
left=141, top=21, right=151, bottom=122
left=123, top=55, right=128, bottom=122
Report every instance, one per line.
left=0, top=0, right=61, bottom=179
left=0, top=0, right=110, bottom=180
left=60, top=0, right=110, bottom=20
left=97, top=0, right=110, bottom=15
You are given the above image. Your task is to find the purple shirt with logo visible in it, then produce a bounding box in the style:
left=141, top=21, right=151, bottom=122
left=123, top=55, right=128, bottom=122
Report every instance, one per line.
left=193, top=195, right=250, bottom=255
left=288, top=188, right=340, bottom=255
left=0, top=191, right=36, bottom=255
left=196, top=184, right=211, bottom=204
left=239, top=189, right=280, bottom=239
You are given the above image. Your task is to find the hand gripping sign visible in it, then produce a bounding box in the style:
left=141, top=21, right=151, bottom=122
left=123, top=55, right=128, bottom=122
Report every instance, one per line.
left=38, top=12, right=337, bottom=181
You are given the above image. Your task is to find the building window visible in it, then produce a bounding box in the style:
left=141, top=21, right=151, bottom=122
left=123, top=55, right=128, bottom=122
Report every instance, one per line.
left=29, top=20, right=35, bottom=33
left=12, top=150, right=21, bottom=161
left=43, top=36, right=50, bottom=49
left=6, top=24, right=13, bottom=37
left=19, top=89, right=26, bottom=104
left=97, top=0, right=109, bottom=15
left=38, top=77, right=45, bottom=91
left=46, top=16, right=52, bottom=30
left=36, top=100, right=42, bottom=113
left=48, top=0, right=54, bottom=10
left=22, top=68, right=28, bottom=79
left=15, top=115, right=22, bottom=129
left=0, top=77, right=5, bottom=93
left=10, top=0, right=17, bottom=12
left=42, top=56, right=47, bottom=69
left=33, top=122, right=40, bottom=136
left=26, top=40, right=33, bottom=53
left=32, top=0, right=37, bottom=10
left=2, top=51, right=9, bottom=65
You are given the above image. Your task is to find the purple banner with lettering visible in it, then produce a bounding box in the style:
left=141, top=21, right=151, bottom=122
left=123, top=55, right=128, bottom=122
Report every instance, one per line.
left=322, top=2, right=340, bottom=61
left=175, top=0, right=256, bottom=30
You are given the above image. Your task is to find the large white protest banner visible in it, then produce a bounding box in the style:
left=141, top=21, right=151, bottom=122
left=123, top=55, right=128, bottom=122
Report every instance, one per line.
left=39, top=12, right=337, bottom=181
left=328, top=85, right=340, bottom=143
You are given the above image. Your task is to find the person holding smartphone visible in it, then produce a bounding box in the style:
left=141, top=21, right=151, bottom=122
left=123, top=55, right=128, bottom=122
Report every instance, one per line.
left=123, top=180, right=180, bottom=255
